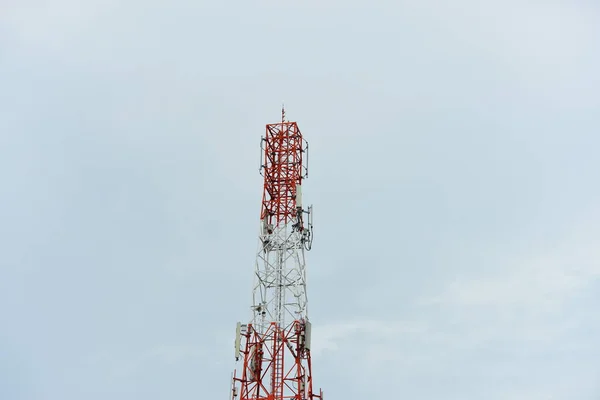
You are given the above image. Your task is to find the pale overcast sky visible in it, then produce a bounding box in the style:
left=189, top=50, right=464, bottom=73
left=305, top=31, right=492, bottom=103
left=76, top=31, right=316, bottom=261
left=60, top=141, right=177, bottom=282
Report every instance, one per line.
left=1, top=1, right=599, bottom=399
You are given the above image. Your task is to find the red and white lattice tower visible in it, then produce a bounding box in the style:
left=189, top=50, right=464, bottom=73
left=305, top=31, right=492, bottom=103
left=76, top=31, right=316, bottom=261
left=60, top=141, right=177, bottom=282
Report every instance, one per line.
left=230, top=108, right=323, bottom=400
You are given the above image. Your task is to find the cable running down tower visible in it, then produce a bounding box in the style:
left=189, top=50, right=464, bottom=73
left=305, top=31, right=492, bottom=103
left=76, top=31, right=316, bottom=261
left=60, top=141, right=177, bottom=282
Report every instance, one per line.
left=231, top=108, right=323, bottom=400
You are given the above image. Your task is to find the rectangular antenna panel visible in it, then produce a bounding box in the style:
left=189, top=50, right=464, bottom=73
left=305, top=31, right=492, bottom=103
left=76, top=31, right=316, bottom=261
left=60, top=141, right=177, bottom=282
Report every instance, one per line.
left=235, top=322, right=241, bottom=359
left=305, top=320, right=312, bottom=351
left=296, top=184, right=302, bottom=208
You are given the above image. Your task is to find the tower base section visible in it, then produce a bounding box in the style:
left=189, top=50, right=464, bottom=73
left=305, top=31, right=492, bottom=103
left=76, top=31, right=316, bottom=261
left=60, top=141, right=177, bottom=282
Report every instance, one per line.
left=232, top=320, right=322, bottom=400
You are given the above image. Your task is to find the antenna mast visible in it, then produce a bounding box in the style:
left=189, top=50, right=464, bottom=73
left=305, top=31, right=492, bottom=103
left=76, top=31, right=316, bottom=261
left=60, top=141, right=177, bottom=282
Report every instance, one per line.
left=231, top=109, right=322, bottom=400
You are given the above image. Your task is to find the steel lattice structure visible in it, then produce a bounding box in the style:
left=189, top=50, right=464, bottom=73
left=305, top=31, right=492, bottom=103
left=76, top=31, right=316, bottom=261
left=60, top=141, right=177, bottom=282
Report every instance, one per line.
left=230, top=108, right=323, bottom=400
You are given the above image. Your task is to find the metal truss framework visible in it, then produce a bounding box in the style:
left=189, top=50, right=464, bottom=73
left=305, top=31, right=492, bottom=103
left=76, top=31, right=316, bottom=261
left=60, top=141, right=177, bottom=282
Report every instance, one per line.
left=232, top=321, right=322, bottom=400
left=231, top=109, right=322, bottom=400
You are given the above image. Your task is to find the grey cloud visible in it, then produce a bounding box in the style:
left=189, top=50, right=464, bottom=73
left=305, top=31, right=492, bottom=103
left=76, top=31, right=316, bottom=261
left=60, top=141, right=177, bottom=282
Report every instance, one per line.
left=1, top=0, right=599, bottom=399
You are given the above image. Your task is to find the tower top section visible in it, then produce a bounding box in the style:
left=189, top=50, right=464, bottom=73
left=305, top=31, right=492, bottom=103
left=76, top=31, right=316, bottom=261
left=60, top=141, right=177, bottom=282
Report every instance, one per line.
left=259, top=110, right=309, bottom=229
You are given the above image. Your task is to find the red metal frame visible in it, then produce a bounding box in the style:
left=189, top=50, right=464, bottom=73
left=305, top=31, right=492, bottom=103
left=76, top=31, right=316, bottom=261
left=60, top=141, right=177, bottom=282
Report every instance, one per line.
left=233, top=320, right=322, bottom=400
left=260, top=114, right=308, bottom=229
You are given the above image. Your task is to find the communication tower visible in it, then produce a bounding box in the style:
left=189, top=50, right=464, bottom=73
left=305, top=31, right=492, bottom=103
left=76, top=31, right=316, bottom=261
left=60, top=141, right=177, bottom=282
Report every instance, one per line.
left=230, top=108, right=323, bottom=400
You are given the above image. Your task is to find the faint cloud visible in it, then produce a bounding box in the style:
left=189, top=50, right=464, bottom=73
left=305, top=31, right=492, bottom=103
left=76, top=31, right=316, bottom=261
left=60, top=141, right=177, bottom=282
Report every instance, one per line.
left=420, top=210, right=600, bottom=312
left=406, top=209, right=600, bottom=362
left=101, top=344, right=207, bottom=379
left=1, top=0, right=119, bottom=50
left=146, top=344, right=206, bottom=364
left=313, top=210, right=600, bottom=397
left=311, top=318, right=425, bottom=356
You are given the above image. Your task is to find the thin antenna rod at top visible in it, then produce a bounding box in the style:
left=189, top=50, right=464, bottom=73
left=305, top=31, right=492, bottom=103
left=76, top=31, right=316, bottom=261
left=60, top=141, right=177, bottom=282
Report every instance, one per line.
left=281, top=104, right=286, bottom=123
